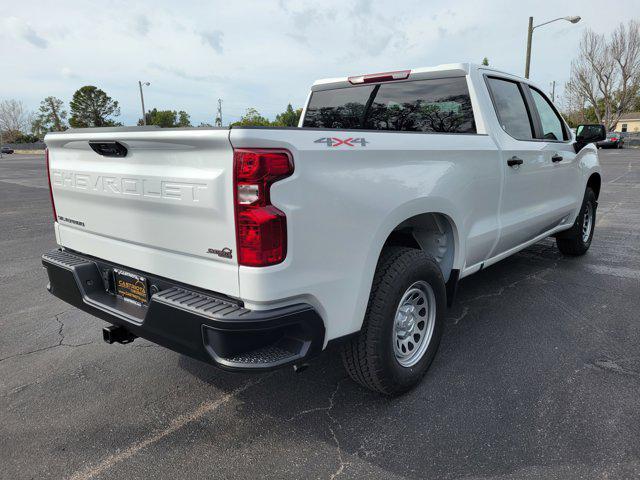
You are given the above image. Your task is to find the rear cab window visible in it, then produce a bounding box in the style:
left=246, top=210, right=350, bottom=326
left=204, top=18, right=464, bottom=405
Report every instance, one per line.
left=303, top=77, right=476, bottom=133
left=485, top=77, right=534, bottom=140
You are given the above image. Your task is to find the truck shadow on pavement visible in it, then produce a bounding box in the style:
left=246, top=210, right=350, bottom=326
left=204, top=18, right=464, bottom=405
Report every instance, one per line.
left=173, top=240, right=628, bottom=479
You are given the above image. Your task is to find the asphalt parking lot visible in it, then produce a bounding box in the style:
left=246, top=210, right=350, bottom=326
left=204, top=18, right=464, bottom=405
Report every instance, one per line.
left=1, top=149, right=639, bottom=479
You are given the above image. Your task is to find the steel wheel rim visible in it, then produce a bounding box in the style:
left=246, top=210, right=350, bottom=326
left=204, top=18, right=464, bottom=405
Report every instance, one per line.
left=582, top=202, right=593, bottom=243
left=392, top=281, right=436, bottom=368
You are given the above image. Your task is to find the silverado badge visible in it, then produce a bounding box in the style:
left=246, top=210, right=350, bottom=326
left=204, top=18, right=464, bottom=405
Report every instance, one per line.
left=207, top=247, right=233, bottom=259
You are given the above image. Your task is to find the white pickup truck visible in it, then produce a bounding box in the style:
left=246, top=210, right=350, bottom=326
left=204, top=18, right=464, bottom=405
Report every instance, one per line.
left=43, top=63, right=606, bottom=395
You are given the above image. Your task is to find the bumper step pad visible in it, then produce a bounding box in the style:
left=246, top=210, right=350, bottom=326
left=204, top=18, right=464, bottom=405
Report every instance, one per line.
left=42, top=249, right=324, bottom=371
left=153, top=287, right=250, bottom=319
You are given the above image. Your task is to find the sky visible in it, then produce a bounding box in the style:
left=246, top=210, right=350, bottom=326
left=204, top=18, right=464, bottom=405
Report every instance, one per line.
left=0, top=0, right=636, bottom=126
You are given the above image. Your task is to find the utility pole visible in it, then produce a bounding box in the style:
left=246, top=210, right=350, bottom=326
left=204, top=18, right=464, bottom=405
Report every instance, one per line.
left=0, top=130, right=3, bottom=159
left=138, top=81, right=150, bottom=125
left=215, top=99, right=223, bottom=127
left=550, top=81, right=556, bottom=102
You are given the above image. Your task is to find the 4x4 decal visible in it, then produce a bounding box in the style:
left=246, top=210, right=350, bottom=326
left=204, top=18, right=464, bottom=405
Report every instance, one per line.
left=314, top=137, right=369, bottom=147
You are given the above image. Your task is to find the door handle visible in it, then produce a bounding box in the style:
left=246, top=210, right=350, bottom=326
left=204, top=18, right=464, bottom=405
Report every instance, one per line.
left=551, top=154, right=563, bottom=163
left=507, top=156, right=524, bottom=167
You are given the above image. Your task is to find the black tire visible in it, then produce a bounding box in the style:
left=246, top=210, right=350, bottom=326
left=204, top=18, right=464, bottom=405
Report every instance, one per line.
left=341, top=247, right=446, bottom=395
left=556, top=187, right=596, bottom=256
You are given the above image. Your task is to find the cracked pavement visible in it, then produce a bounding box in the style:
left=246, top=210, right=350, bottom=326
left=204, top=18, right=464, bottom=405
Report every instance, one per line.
left=1, top=150, right=640, bottom=479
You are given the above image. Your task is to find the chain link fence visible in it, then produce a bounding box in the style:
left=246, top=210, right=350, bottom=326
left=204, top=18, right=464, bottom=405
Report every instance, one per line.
left=622, top=132, right=640, bottom=148
left=1, top=142, right=46, bottom=151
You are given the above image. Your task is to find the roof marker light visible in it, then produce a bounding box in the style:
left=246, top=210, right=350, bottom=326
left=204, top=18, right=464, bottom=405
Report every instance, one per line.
left=348, top=70, right=411, bottom=85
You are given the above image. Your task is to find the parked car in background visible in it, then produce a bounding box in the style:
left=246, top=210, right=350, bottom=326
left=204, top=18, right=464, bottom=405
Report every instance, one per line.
left=1, top=146, right=14, bottom=154
left=597, top=132, right=624, bottom=149
left=42, top=63, right=606, bottom=395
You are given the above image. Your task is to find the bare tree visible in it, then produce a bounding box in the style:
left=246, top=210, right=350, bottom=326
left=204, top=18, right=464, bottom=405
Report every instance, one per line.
left=0, top=99, right=31, bottom=141
left=566, top=20, right=640, bottom=131
left=560, top=81, right=587, bottom=127
left=611, top=21, right=640, bottom=119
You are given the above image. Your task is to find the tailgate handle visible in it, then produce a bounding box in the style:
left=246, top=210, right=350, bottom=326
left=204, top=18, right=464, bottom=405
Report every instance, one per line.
left=89, top=141, right=128, bottom=157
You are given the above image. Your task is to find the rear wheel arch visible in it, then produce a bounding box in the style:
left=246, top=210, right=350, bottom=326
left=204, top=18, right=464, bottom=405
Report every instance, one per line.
left=383, top=212, right=459, bottom=283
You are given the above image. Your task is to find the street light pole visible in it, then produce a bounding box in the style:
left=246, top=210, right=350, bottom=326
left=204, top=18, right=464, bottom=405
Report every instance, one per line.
left=138, top=81, right=150, bottom=125
left=524, top=15, right=581, bottom=79
left=525, top=17, right=534, bottom=80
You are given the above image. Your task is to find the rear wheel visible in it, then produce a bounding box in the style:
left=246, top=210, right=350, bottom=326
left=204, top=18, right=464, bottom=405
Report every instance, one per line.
left=556, top=187, right=596, bottom=256
left=341, top=247, right=446, bottom=395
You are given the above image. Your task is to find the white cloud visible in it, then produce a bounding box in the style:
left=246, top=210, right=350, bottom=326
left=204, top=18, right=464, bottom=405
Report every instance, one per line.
left=4, top=16, right=48, bottom=49
left=199, top=30, right=224, bottom=54
left=61, top=67, right=79, bottom=79
left=134, top=15, right=151, bottom=36
left=0, top=0, right=635, bottom=126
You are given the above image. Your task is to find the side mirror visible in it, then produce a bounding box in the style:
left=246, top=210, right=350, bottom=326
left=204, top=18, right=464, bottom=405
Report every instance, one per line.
left=575, top=124, right=606, bottom=152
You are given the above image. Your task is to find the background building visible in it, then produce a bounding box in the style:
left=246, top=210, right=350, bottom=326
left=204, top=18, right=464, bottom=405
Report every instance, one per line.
left=615, top=112, right=640, bottom=133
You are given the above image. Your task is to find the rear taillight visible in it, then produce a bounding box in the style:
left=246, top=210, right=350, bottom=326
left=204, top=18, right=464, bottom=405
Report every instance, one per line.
left=233, top=148, right=293, bottom=266
left=45, top=148, right=57, bottom=222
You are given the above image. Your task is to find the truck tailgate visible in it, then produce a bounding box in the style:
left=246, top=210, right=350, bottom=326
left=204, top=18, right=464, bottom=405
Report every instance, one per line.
left=45, top=128, right=239, bottom=297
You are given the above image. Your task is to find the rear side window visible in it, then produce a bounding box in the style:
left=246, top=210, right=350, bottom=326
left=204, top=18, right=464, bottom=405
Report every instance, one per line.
left=530, top=88, right=567, bottom=141
left=486, top=77, right=533, bottom=140
left=302, top=85, right=374, bottom=130
left=303, top=77, right=476, bottom=133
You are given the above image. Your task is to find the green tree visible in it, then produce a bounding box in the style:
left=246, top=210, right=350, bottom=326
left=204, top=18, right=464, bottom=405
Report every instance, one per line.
left=230, top=105, right=302, bottom=127
left=140, top=109, right=175, bottom=127
left=482, top=57, right=489, bottom=66
left=177, top=110, right=191, bottom=127
left=273, top=103, right=302, bottom=126
left=69, top=86, right=120, bottom=128
left=31, top=117, right=45, bottom=138
left=230, top=108, right=271, bottom=127
left=37, top=96, right=67, bottom=132
left=14, top=133, right=40, bottom=143
left=139, top=109, right=193, bottom=127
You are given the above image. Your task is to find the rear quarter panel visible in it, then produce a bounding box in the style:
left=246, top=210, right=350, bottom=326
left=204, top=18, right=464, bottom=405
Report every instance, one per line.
left=230, top=127, right=501, bottom=341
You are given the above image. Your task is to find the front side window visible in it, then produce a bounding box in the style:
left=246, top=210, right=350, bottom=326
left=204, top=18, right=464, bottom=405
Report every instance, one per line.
left=530, top=88, right=566, bottom=141
left=486, top=77, right=533, bottom=140
left=303, top=77, right=476, bottom=133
